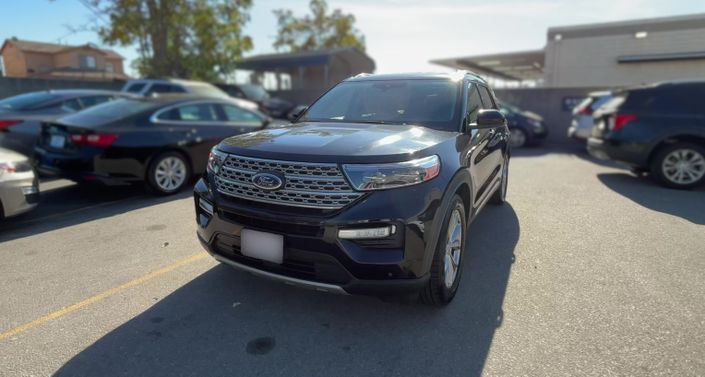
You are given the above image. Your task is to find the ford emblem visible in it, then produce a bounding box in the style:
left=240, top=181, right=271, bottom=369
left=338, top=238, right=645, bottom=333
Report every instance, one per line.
left=252, top=172, right=284, bottom=191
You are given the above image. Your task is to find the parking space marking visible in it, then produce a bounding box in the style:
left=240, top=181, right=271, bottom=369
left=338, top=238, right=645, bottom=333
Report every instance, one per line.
left=0, top=252, right=208, bottom=342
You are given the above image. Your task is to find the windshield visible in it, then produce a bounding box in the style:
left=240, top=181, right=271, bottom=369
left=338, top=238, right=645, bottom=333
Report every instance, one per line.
left=301, top=79, right=461, bottom=131
left=0, top=92, right=59, bottom=111
left=239, top=84, right=270, bottom=101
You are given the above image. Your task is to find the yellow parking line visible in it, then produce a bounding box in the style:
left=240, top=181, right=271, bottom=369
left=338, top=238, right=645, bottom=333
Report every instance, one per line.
left=0, top=252, right=208, bottom=342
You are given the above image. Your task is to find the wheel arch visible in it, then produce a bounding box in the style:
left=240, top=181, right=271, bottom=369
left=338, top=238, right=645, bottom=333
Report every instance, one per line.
left=647, top=134, right=705, bottom=166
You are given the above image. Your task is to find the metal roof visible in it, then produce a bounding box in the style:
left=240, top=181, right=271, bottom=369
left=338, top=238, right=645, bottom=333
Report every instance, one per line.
left=0, top=38, right=124, bottom=59
left=430, top=49, right=545, bottom=81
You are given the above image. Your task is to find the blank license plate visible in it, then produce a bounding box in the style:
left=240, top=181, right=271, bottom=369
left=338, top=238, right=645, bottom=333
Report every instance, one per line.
left=241, top=229, right=284, bottom=264
left=50, top=135, right=65, bottom=148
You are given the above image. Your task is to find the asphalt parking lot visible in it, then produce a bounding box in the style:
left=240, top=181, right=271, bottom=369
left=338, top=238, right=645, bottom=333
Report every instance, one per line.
left=0, top=145, right=703, bottom=377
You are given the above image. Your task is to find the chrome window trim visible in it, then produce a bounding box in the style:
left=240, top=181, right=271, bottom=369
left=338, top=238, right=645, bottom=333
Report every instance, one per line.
left=149, top=99, right=264, bottom=126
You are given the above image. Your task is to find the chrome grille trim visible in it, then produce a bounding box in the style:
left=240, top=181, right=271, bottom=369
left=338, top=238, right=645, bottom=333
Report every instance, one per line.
left=215, top=154, right=362, bottom=209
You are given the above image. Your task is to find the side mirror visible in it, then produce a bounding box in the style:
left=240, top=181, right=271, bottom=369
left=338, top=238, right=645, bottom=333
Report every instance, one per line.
left=475, top=109, right=506, bottom=129
left=288, top=105, right=308, bottom=122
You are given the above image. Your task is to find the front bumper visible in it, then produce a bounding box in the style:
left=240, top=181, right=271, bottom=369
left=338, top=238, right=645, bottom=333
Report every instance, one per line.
left=0, top=171, right=39, bottom=218
left=194, top=177, right=440, bottom=296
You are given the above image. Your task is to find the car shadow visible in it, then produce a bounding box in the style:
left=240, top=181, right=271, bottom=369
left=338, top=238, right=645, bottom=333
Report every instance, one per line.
left=53, top=204, right=520, bottom=377
left=0, top=179, right=193, bottom=242
left=598, top=173, right=705, bottom=225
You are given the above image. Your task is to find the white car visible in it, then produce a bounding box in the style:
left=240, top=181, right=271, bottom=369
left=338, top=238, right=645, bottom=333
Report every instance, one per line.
left=0, top=148, right=38, bottom=218
left=568, top=91, right=612, bottom=140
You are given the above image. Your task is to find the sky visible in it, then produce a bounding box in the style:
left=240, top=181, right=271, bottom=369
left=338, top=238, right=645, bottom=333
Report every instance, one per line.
left=4, top=0, right=705, bottom=78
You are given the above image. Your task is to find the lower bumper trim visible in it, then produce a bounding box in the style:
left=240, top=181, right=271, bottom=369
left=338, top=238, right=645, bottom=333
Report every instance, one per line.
left=212, top=254, right=349, bottom=295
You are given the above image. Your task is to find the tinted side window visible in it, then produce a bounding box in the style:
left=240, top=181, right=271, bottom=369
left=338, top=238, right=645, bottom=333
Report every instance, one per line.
left=622, top=85, right=705, bottom=115
left=478, top=86, right=497, bottom=109
left=125, top=83, right=146, bottom=93
left=467, top=84, right=483, bottom=124
left=62, top=98, right=83, bottom=111
left=146, top=84, right=179, bottom=96
left=80, top=95, right=112, bottom=108
left=157, top=104, right=219, bottom=122
left=221, top=105, right=264, bottom=123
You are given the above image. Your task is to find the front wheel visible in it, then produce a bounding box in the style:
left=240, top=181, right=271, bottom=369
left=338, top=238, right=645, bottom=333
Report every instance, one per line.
left=421, top=195, right=467, bottom=306
left=650, top=143, right=705, bottom=189
left=146, top=152, right=191, bottom=195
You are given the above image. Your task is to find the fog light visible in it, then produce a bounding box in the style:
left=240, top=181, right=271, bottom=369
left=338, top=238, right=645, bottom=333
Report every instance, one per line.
left=21, top=186, right=38, bottom=195
left=338, top=225, right=396, bottom=240
left=199, top=198, right=214, bottom=216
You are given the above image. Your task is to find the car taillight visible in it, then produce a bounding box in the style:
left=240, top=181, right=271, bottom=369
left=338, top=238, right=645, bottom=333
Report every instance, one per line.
left=0, top=120, right=22, bottom=130
left=70, top=133, right=118, bottom=147
left=576, top=106, right=592, bottom=116
left=612, top=114, right=637, bottom=131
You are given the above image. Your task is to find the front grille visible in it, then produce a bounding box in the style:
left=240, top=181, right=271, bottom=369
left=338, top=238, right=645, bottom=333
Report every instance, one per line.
left=215, top=154, right=362, bottom=209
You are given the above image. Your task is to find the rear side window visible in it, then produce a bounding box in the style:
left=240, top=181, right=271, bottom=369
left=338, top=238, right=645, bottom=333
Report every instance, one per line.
left=80, top=95, right=113, bottom=108
left=125, top=83, right=146, bottom=93
left=478, top=86, right=497, bottom=109
left=157, top=104, right=220, bottom=122
left=146, top=84, right=186, bottom=96
left=466, top=84, right=483, bottom=124
left=62, top=98, right=83, bottom=111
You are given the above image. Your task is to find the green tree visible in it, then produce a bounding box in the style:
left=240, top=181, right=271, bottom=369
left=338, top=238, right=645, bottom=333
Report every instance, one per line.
left=273, top=0, right=365, bottom=53
left=85, top=0, right=253, bottom=81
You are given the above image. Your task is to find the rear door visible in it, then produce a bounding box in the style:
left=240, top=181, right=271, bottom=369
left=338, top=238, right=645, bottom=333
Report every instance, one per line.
left=152, top=102, right=227, bottom=173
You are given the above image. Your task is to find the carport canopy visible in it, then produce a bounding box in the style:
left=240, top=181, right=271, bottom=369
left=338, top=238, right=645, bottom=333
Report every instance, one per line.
left=430, top=49, right=545, bottom=81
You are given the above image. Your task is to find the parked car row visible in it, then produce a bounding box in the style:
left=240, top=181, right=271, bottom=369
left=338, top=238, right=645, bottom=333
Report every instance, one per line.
left=0, top=78, right=289, bottom=218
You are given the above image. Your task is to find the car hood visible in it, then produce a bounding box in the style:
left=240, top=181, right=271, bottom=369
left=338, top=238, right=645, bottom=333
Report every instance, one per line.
left=218, top=122, right=457, bottom=163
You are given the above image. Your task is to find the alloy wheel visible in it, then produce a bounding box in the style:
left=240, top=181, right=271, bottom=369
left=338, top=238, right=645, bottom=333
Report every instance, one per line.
left=661, top=148, right=705, bottom=185
left=154, top=156, right=187, bottom=192
left=443, top=209, right=463, bottom=289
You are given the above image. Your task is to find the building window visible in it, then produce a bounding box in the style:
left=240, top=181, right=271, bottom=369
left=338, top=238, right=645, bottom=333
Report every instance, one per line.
left=80, top=55, right=97, bottom=69
left=106, top=62, right=114, bottom=73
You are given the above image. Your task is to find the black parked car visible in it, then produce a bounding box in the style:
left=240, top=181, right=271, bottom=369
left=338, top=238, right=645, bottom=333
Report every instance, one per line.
left=498, top=101, right=548, bottom=148
left=219, top=83, right=296, bottom=119
left=588, top=81, right=705, bottom=189
left=0, top=90, right=126, bottom=156
left=195, top=72, right=510, bottom=306
left=35, top=96, right=270, bottom=195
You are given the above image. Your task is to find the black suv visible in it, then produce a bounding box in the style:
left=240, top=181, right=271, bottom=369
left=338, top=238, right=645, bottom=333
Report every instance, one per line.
left=588, top=81, right=705, bottom=189
left=195, top=72, right=510, bottom=305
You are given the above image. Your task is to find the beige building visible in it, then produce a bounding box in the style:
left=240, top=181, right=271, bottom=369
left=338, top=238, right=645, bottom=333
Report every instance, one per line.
left=432, top=13, right=705, bottom=88
left=0, top=38, right=128, bottom=81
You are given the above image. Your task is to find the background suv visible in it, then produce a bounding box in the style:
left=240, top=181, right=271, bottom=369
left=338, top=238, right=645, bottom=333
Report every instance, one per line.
left=121, top=78, right=231, bottom=99
left=195, top=72, right=510, bottom=306
left=588, top=81, right=705, bottom=189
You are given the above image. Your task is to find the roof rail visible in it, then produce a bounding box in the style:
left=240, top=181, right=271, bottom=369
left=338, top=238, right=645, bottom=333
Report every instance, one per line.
left=353, top=72, right=372, bottom=78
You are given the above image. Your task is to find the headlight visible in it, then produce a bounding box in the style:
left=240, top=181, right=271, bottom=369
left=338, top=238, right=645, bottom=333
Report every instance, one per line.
left=342, top=155, right=440, bottom=191
left=0, top=161, right=32, bottom=177
left=207, top=147, right=226, bottom=174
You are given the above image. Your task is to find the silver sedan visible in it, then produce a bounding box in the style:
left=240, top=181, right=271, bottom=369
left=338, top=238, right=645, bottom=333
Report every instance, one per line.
left=0, top=148, right=38, bottom=218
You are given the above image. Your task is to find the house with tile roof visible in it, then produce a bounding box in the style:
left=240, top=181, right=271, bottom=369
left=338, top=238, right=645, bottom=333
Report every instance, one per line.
left=0, top=37, right=128, bottom=81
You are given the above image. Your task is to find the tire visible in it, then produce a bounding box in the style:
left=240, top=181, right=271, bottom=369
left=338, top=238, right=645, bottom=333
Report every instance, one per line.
left=146, top=151, right=191, bottom=195
left=509, top=128, right=528, bottom=148
left=490, top=156, right=509, bottom=205
left=650, top=142, right=705, bottom=190
left=421, top=195, right=467, bottom=306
